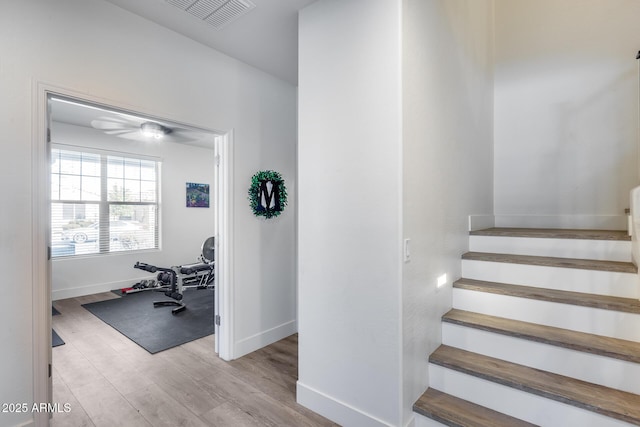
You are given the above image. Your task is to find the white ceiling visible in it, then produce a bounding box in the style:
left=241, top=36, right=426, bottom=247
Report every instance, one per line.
left=51, top=0, right=314, bottom=145
left=102, top=0, right=317, bottom=85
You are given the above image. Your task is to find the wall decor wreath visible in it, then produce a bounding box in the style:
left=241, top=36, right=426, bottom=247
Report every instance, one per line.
left=248, top=170, right=288, bottom=219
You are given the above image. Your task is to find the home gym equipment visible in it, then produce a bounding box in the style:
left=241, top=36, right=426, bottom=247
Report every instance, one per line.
left=120, top=279, right=159, bottom=295
left=133, top=236, right=215, bottom=314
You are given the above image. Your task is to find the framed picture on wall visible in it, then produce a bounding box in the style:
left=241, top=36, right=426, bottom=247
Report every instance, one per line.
left=186, top=182, right=210, bottom=208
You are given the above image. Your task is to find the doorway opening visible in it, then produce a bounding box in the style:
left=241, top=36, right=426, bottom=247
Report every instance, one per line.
left=33, top=86, right=233, bottom=416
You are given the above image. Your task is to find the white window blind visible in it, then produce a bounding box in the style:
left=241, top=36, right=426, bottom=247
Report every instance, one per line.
left=51, top=147, right=160, bottom=257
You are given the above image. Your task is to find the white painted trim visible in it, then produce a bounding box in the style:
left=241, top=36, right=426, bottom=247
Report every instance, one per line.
left=215, top=130, right=234, bottom=361
left=630, top=186, right=640, bottom=300
left=214, top=139, right=221, bottom=356
left=404, top=414, right=417, bottom=427
left=414, top=412, right=446, bottom=427
left=468, top=215, right=495, bottom=231
left=297, top=381, right=396, bottom=427
left=32, top=81, right=52, bottom=427
left=51, top=280, right=140, bottom=301
left=234, top=320, right=297, bottom=358
left=494, top=214, right=627, bottom=230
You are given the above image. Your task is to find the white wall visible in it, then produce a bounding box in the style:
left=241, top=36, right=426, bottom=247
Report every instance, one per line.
left=298, top=1, right=494, bottom=425
left=50, top=122, right=217, bottom=300
left=0, top=1, right=296, bottom=425
left=402, top=0, right=494, bottom=424
left=297, top=0, right=404, bottom=425
left=494, top=0, right=640, bottom=229
left=230, top=70, right=298, bottom=355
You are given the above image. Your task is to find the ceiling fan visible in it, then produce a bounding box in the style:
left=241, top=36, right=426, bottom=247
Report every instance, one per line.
left=91, top=115, right=205, bottom=143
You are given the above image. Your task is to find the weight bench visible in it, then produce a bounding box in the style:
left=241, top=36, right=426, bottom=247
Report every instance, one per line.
left=134, top=236, right=215, bottom=314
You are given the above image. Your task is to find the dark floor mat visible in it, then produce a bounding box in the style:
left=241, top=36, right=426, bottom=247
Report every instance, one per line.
left=52, top=306, right=60, bottom=316
left=81, top=289, right=214, bottom=354
left=52, top=329, right=65, bottom=347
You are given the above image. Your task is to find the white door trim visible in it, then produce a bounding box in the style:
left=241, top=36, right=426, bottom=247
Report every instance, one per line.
left=214, top=129, right=234, bottom=360
left=32, top=80, right=52, bottom=427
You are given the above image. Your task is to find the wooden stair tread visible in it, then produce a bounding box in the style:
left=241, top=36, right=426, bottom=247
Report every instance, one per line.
left=430, top=345, right=640, bottom=425
left=470, top=228, right=631, bottom=241
left=462, top=251, right=637, bottom=274
left=454, top=278, right=640, bottom=314
left=413, top=388, right=538, bottom=427
left=443, top=309, right=640, bottom=363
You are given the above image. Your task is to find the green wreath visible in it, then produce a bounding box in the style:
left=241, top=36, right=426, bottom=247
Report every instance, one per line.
left=248, top=170, right=288, bottom=219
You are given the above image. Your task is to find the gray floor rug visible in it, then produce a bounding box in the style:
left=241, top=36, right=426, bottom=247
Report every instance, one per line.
left=52, top=329, right=65, bottom=347
left=52, top=306, right=64, bottom=347
left=81, top=288, right=214, bottom=354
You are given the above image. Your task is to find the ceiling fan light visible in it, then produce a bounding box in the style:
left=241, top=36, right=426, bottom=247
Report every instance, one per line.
left=140, top=122, right=166, bottom=139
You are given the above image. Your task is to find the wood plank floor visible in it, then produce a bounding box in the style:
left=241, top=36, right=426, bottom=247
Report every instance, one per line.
left=51, top=292, right=336, bottom=427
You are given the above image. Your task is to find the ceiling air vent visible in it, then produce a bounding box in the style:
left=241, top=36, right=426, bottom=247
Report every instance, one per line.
left=165, top=0, right=256, bottom=29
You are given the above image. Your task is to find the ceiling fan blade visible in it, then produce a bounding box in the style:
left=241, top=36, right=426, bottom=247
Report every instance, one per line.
left=103, top=128, right=136, bottom=136
left=115, top=130, right=149, bottom=141
left=164, top=128, right=213, bottom=143
left=91, top=116, right=141, bottom=131
left=91, top=115, right=214, bottom=146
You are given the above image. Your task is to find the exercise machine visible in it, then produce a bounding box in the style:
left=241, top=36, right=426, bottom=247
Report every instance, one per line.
left=134, top=236, right=215, bottom=314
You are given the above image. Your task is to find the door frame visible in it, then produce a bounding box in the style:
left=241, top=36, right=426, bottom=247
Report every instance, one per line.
left=32, top=82, right=235, bottom=425
left=214, top=130, right=234, bottom=360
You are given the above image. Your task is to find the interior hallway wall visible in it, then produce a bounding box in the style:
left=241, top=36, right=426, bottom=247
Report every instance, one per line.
left=298, top=1, right=494, bottom=425
left=402, top=0, right=494, bottom=423
left=0, top=1, right=296, bottom=424
left=297, top=0, right=404, bottom=425
left=494, top=0, right=640, bottom=229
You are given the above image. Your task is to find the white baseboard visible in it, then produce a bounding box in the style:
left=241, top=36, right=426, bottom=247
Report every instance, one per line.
left=14, top=417, right=35, bottom=427
left=52, top=278, right=147, bottom=301
left=404, top=413, right=417, bottom=427
left=233, top=319, right=297, bottom=359
left=494, top=214, right=627, bottom=230
left=296, top=381, right=395, bottom=427
left=468, top=215, right=495, bottom=231
left=414, top=412, right=445, bottom=427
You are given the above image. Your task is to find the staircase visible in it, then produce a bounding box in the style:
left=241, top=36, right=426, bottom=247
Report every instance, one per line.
left=413, top=227, right=640, bottom=427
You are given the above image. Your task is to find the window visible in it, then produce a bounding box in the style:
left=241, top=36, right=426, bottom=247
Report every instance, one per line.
left=51, top=147, right=159, bottom=257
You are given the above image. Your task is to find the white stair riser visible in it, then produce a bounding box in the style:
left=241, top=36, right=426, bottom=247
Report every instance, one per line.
left=429, top=364, right=635, bottom=427
left=469, top=236, right=632, bottom=262
left=414, top=412, right=447, bottom=427
left=453, top=288, right=640, bottom=342
left=462, top=260, right=639, bottom=298
left=442, top=323, right=640, bottom=394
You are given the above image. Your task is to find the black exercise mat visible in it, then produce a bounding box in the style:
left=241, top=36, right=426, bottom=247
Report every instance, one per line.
left=81, top=289, right=214, bottom=354
left=52, top=329, right=65, bottom=347
left=52, top=306, right=60, bottom=316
